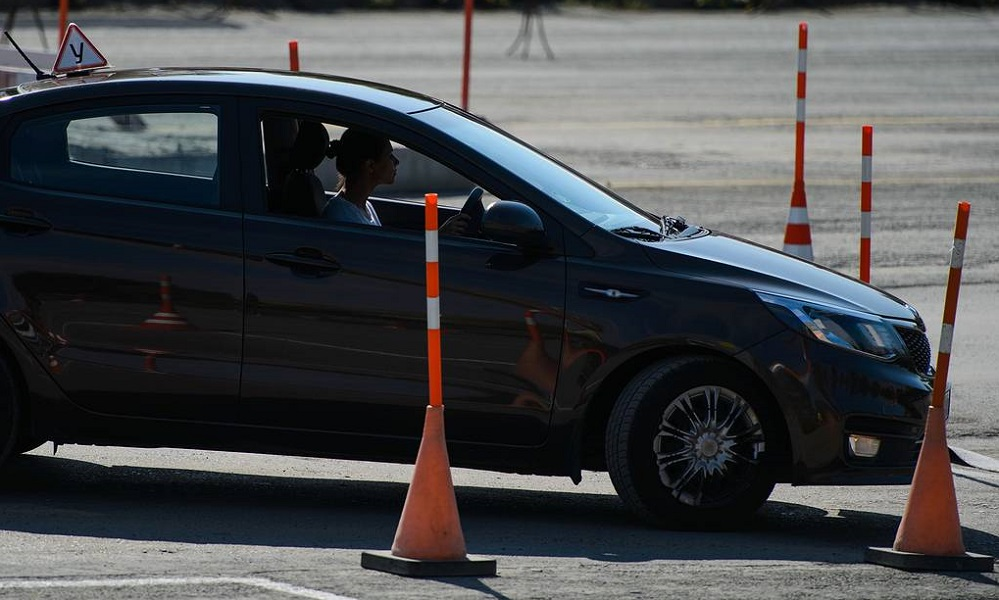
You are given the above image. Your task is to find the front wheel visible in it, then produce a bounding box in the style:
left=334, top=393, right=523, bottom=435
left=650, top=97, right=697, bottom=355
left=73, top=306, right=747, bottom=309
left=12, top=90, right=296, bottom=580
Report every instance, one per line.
left=606, top=356, right=784, bottom=529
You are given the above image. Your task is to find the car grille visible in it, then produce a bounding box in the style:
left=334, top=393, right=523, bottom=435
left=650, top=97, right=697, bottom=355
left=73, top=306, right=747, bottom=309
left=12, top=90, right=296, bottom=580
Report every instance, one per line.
left=895, top=326, right=932, bottom=374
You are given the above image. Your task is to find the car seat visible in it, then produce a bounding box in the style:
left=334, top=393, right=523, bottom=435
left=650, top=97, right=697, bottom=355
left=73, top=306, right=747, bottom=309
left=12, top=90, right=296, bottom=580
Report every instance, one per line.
left=280, top=120, right=330, bottom=218
left=262, top=117, right=299, bottom=213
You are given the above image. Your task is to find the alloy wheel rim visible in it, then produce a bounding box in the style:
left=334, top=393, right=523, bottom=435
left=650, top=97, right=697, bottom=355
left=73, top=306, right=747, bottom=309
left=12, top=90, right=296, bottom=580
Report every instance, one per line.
left=652, top=385, right=766, bottom=507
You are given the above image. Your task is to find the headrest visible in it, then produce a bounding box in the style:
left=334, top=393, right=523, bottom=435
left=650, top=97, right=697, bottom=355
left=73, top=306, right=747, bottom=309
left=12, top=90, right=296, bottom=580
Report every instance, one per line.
left=263, top=117, right=300, bottom=151
left=289, top=121, right=330, bottom=170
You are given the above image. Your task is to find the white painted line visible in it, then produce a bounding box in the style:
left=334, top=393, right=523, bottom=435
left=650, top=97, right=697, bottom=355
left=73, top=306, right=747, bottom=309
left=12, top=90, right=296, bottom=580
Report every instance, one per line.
left=504, top=115, right=999, bottom=132
left=605, top=175, right=999, bottom=190
left=0, top=576, right=356, bottom=600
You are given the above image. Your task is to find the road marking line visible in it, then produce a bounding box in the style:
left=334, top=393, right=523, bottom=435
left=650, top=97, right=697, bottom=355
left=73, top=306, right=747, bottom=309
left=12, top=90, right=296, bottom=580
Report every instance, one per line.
left=606, top=175, right=999, bottom=190
left=505, top=115, right=999, bottom=131
left=0, top=576, right=356, bottom=600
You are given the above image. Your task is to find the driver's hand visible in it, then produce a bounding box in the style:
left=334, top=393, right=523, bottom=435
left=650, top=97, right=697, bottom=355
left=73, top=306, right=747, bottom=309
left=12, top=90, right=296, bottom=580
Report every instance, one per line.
left=440, top=212, right=472, bottom=236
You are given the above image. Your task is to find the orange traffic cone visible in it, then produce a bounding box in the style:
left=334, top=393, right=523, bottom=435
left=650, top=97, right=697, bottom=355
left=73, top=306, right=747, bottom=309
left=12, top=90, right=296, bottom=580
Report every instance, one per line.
left=362, top=192, right=495, bottom=577
left=867, top=202, right=992, bottom=571
left=783, top=181, right=814, bottom=261
left=865, top=406, right=993, bottom=571
left=390, top=405, right=467, bottom=561
left=892, top=405, right=964, bottom=556
left=361, top=405, right=497, bottom=577
left=785, top=23, right=813, bottom=262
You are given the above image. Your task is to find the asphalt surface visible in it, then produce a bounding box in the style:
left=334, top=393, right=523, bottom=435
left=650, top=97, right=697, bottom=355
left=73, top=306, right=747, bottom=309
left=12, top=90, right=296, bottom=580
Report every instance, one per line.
left=0, top=5, right=997, bottom=599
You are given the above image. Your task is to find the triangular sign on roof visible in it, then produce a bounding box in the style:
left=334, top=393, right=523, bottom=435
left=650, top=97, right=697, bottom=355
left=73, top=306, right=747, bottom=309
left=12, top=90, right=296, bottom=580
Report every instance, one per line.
left=52, top=23, right=109, bottom=75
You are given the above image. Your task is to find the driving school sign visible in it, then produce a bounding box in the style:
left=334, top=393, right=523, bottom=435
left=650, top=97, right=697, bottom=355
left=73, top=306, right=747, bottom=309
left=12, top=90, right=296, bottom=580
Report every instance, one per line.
left=52, top=23, right=108, bottom=74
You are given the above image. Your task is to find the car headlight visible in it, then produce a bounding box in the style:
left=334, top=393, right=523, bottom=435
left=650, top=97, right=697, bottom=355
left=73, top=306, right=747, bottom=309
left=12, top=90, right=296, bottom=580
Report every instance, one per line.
left=756, top=292, right=907, bottom=360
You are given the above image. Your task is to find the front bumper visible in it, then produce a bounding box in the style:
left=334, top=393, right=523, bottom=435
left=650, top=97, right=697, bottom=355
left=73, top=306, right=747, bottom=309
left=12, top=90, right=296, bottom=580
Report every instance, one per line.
left=739, top=330, right=933, bottom=485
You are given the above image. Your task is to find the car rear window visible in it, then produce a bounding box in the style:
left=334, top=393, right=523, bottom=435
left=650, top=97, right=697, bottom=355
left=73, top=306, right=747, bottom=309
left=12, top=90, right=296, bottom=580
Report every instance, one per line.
left=10, top=106, right=220, bottom=208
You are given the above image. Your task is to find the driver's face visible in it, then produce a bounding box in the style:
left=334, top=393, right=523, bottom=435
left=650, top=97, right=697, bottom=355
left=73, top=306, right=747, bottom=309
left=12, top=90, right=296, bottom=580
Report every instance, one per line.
left=372, top=143, right=398, bottom=186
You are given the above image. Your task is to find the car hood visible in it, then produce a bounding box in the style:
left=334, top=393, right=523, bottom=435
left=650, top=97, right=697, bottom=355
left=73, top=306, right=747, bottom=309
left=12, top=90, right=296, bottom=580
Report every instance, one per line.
left=642, top=231, right=921, bottom=323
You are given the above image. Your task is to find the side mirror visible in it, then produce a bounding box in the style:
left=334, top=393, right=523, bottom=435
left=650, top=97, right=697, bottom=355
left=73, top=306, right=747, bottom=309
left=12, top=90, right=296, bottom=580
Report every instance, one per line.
left=480, top=200, right=547, bottom=253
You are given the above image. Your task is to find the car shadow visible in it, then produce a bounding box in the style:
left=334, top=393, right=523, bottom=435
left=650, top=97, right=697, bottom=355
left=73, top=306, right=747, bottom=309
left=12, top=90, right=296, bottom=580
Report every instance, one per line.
left=1, top=453, right=997, bottom=570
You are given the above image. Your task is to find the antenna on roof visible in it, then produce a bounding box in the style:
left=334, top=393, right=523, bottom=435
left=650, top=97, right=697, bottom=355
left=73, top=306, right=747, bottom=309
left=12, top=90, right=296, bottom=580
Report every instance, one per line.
left=2, top=31, right=52, bottom=80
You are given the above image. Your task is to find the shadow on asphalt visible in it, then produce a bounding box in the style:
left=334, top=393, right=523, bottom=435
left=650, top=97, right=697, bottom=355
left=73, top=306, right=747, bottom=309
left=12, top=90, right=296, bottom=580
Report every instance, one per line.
left=20, top=10, right=273, bottom=31
left=2, top=453, right=997, bottom=569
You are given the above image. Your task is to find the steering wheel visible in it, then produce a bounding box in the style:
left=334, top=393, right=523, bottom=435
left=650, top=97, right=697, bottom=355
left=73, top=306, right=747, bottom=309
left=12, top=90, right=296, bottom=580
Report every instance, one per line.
left=459, top=186, right=485, bottom=234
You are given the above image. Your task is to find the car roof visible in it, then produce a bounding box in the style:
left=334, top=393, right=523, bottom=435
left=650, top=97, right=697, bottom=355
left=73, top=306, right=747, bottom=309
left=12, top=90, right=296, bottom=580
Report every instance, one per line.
left=0, top=67, right=444, bottom=115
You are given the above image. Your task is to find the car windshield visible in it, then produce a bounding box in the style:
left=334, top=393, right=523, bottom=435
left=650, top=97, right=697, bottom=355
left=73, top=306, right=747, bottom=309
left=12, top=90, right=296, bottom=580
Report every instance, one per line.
left=414, top=106, right=661, bottom=233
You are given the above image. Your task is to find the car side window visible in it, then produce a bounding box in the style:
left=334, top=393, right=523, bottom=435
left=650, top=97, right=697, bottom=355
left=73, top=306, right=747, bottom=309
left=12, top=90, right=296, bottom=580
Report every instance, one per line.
left=260, top=114, right=500, bottom=232
left=10, top=107, right=220, bottom=208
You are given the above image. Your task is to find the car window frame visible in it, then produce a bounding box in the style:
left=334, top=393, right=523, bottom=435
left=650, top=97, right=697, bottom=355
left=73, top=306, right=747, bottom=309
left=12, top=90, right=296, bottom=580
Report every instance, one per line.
left=237, top=98, right=566, bottom=253
left=0, top=94, right=242, bottom=214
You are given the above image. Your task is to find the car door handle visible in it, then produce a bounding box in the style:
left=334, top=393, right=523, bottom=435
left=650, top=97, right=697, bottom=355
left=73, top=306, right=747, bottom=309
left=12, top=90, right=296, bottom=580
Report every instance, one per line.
left=265, top=248, right=341, bottom=277
left=0, top=210, right=52, bottom=236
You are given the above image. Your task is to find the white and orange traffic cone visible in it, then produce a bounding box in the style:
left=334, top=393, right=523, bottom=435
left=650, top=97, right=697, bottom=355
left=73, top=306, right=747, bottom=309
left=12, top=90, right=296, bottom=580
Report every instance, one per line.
left=783, top=22, right=814, bottom=261
left=361, top=193, right=496, bottom=578
left=866, top=202, right=993, bottom=572
left=783, top=182, right=813, bottom=261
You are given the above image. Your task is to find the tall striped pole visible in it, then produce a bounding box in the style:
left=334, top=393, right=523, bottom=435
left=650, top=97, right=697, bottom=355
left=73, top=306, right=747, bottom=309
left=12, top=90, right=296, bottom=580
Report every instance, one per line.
left=783, top=22, right=814, bottom=261
left=375, top=193, right=459, bottom=563
left=866, top=201, right=991, bottom=571
left=360, top=192, right=495, bottom=576
left=933, top=201, right=970, bottom=412
left=865, top=200, right=994, bottom=571
left=860, top=125, right=873, bottom=283
left=425, top=193, right=443, bottom=408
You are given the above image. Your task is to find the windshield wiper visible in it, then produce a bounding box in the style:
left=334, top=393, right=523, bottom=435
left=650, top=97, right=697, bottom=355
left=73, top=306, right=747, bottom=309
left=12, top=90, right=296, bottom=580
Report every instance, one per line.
left=611, top=225, right=665, bottom=241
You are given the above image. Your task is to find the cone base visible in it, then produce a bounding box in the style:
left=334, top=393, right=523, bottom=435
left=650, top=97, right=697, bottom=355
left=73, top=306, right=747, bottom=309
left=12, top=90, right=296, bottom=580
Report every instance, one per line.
left=865, top=547, right=994, bottom=572
left=361, top=550, right=497, bottom=578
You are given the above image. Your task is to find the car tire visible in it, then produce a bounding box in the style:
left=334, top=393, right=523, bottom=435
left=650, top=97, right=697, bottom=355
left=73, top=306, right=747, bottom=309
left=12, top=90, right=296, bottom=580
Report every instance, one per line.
left=0, top=356, right=21, bottom=466
left=606, top=355, right=783, bottom=529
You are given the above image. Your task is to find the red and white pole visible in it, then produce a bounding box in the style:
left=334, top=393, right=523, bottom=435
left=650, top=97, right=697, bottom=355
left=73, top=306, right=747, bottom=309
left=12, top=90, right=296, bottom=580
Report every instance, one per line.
left=461, top=0, right=474, bottom=110
left=289, top=40, right=300, bottom=72
left=933, top=201, right=970, bottom=412
left=886, top=201, right=972, bottom=560
left=425, top=193, right=443, bottom=409
left=371, top=192, right=489, bottom=572
left=783, top=22, right=813, bottom=261
left=868, top=200, right=992, bottom=571
left=860, top=125, right=873, bottom=283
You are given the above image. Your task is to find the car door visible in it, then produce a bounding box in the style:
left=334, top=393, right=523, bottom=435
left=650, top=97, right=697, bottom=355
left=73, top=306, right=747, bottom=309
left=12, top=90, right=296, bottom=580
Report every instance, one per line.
left=0, top=97, right=243, bottom=421
left=238, top=106, right=566, bottom=447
